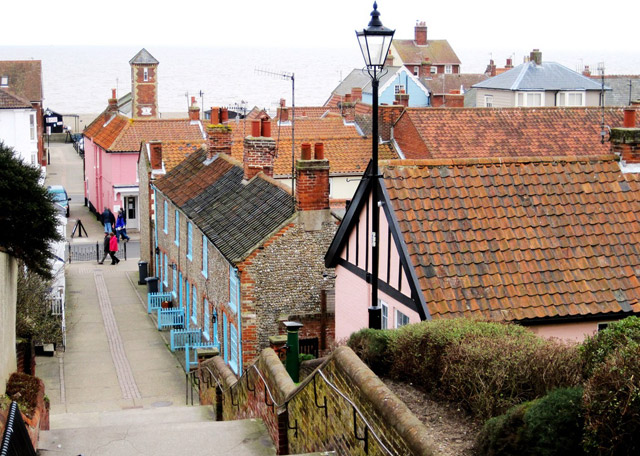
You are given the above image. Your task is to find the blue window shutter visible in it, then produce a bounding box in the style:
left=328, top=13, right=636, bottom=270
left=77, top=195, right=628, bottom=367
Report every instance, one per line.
left=229, top=266, right=238, bottom=313
left=229, top=323, right=238, bottom=374
left=223, top=313, right=228, bottom=363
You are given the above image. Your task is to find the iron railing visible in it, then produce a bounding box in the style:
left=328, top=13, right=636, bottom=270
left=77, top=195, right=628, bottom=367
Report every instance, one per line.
left=67, top=242, right=126, bottom=263
left=0, top=402, right=37, bottom=456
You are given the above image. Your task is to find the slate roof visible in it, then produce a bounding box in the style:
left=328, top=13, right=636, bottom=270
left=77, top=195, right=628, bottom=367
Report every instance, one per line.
left=0, top=60, right=43, bottom=102
left=392, top=39, right=461, bottom=65
left=330, top=67, right=405, bottom=96
left=154, top=150, right=295, bottom=263
left=129, top=48, right=159, bottom=65
left=0, top=89, right=32, bottom=109
left=84, top=113, right=204, bottom=152
left=473, top=61, right=605, bottom=91
left=591, top=76, right=640, bottom=106
left=422, top=73, right=488, bottom=95
left=380, top=156, right=640, bottom=322
left=395, top=107, right=625, bottom=159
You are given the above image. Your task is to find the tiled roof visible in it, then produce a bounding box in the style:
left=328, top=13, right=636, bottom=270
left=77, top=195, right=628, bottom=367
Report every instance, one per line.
left=144, top=140, right=203, bottom=172
left=422, top=73, right=489, bottom=95
left=0, top=89, right=32, bottom=108
left=473, top=62, right=604, bottom=91
left=381, top=156, right=640, bottom=322
left=395, top=107, right=625, bottom=159
left=392, top=40, right=461, bottom=65
left=283, top=107, right=342, bottom=119
left=0, top=61, right=42, bottom=101
left=84, top=113, right=204, bottom=152
left=154, top=150, right=294, bottom=263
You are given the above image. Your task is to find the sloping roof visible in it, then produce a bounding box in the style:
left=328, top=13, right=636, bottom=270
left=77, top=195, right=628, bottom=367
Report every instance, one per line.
left=154, top=150, right=294, bottom=263
left=473, top=61, right=605, bottom=91
left=380, top=156, right=640, bottom=322
left=330, top=67, right=405, bottom=96
left=590, top=76, right=640, bottom=106
left=142, top=140, right=202, bottom=172
left=0, top=61, right=42, bottom=102
left=422, top=73, right=489, bottom=95
left=0, top=89, right=32, bottom=108
left=84, top=113, right=204, bottom=152
left=129, top=48, right=159, bottom=65
left=392, top=39, right=461, bottom=65
left=395, top=107, right=625, bottom=159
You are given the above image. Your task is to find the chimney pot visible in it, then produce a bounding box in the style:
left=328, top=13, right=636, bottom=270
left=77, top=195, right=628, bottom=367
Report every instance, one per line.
left=624, top=108, right=637, bottom=128
left=280, top=98, right=286, bottom=107
left=301, top=143, right=312, bottom=160
left=221, top=108, right=229, bottom=123
left=261, top=118, right=271, bottom=138
left=314, top=143, right=325, bottom=160
left=191, top=96, right=196, bottom=105
left=344, top=93, right=352, bottom=103
left=251, top=119, right=261, bottom=137
left=112, top=88, right=117, bottom=99
left=210, top=107, right=220, bottom=124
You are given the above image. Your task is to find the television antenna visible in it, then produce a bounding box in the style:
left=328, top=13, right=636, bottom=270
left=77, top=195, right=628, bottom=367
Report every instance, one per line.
left=255, top=68, right=296, bottom=199
left=598, top=62, right=609, bottom=144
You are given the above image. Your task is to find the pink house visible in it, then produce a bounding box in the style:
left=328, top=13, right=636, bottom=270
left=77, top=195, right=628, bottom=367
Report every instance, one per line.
left=325, top=116, right=640, bottom=342
left=83, top=49, right=205, bottom=227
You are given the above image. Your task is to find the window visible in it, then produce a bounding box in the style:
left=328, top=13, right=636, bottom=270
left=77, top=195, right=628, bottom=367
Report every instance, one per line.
left=380, top=300, right=388, bottom=329
left=445, top=65, right=452, bottom=74
left=172, top=266, right=177, bottom=299
left=484, top=95, right=494, bottom=107
left=557, top=91, right=585, bottom=106
left=163, top=200, right=168, bottom=233
left=187, top=222, right=193, bottom=260
left=413, top=66, right=419, bottom=76
left=0, top=76, right=7, bottom=87
left=201, top=235, right=208, bottom=278
left=191, top=284, right=198, bottom=325
left=174, top=210, right=179, bottom=245
left=430, top=66, right=437, bottom=74
left=395, top=309, right=410, bottom=328
left=143, top=68, right=149, bottom=82
left=394, top=84, right=405, bottom=94
left=29, top=113, right=36, bottom=141
left=163, top=255, right=168, bottom=287
left=203, top=299, right=210, bottom=341
left=597, top=322, right=610, bottom=332
left=229, top=323, right=239, bottom=374
left=229, top=266, right=239, bottom=313
left=516, top=92, right=543, bottom=107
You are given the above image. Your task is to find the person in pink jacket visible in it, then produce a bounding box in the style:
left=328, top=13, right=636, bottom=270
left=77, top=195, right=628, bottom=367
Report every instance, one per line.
left=108, top=232, right=120, bottom=265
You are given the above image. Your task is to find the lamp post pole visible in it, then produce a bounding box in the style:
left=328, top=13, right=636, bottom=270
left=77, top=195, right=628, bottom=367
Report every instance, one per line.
left=356, top=2, right=394, bottom=330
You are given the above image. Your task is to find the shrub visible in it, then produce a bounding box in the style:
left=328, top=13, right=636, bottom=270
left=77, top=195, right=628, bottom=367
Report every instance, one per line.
left=347, top=328, right=393, bottom=374
left=5, top=372, right=42, bottom=417
left=582, top=344, right=640, bottom=455
left=442, top=335, right=582, bottom=417
left=476, top=387, right=584, bottom=456
left=580, top=316, right=640, bottom=377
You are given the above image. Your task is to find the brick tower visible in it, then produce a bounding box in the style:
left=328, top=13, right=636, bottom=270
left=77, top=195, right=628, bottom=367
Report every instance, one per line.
left=129, top=48, right=159, bottom=119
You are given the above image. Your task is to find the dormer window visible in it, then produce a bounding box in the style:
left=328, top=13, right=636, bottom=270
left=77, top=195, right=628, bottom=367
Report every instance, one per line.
left=0, top=76, right=8, bottom=87
left=143, top=68, right=149, bottom=82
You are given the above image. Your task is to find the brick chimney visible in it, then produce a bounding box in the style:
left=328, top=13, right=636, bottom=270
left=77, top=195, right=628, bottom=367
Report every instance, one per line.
left=530, top=49, right=542, bottom=66
left=107, top=88, right=118, bottom=114
left=379, top=105, right=404, bottom=141
left=221, top=108, right=229, bottom=123
left=189, top=96, right=200, bottom=121
left=339, top=95, right=356, bottom=123
left=611, top=108, right=640, bottom=165
left=351, top=87, right=363, bottom=102
left=485, top=59, right=497, bottom=77
left=243, top=119, right=275, bottom=180
left=149, top=140, right=163, bottom=170
left=210, top=107, right=220, bottom=124
left=206, top=124, right=232, bottom=160
left=296, top=142, right=330, bottom=211
left=277, top=99, right=289, bottom=122
left=395, top=90, right=409, bottom=107
left=582, top=65, right=591, bottom=77
left=506, top=58, right=514, bottom=69
left=415, top=21, right=427, bottom=45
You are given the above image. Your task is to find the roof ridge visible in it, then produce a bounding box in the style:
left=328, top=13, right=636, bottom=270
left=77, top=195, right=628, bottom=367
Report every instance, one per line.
left=380, top=154, right=618, bottom=168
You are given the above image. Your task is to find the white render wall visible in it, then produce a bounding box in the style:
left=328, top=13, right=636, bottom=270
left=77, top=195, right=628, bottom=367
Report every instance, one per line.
left=0, top=108, right=38, bottom=165
left=0, top=252, right=18, bottom=395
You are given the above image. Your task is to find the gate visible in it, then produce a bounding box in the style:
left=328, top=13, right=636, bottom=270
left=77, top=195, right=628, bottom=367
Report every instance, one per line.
left=299, top=337, right=319, bottom=358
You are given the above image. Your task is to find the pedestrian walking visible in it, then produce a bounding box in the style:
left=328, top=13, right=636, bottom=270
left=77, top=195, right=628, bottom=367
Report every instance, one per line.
left=98, top=232, right=110, bottom=264
left=102, top=207, right=115, bottom=233
left=108, top=232, right=120, bottom=265
left=115, top=208, right=130, bottom=241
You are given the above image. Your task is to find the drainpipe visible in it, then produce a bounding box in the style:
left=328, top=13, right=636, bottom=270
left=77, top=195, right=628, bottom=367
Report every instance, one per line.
left=283, top=321, right=303, bottom=382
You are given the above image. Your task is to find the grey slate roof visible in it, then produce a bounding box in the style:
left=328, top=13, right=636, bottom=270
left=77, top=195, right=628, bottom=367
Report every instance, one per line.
left=594, top=77, right=640, bottom=106
left=473, top=61, right=606, bottom=91
left=331, top=67, right=405, bottom=96
left=129, top=48, right=159, bottom=65
left=154, top=149, right=295, bottom=264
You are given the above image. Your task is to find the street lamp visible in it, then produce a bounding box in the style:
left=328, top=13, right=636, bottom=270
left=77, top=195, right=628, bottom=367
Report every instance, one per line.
left=356, top=2, right=394, bottom=329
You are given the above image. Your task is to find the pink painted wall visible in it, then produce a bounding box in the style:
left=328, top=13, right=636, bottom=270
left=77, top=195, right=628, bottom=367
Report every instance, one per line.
left=529, top=321, right=600, bottom=342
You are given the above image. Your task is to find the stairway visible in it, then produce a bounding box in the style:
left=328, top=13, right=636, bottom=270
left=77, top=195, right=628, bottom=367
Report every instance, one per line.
left=38, top=405, right=277, bottom=456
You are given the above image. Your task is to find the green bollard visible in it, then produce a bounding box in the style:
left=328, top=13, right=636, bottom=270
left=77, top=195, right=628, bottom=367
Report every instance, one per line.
left=283, top=321, right=303, bottom=382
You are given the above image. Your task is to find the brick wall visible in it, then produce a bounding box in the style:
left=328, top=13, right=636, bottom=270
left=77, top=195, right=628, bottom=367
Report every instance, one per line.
left=200, top=347, right=436, bottom=455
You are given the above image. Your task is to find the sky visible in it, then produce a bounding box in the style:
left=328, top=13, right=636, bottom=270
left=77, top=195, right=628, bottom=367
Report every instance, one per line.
left=6, top=0, right=639, bottom=55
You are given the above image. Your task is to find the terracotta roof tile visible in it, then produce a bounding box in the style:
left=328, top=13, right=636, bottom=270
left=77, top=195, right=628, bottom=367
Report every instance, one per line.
left=0, top=61, right=42, bottom=101
left=381, top=155, right=640, bottom=322
left=393, top=39, right=461, bottom=65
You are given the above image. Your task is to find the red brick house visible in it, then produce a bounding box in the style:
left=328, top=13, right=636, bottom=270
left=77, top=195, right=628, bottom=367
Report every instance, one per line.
left=151, top=120, right=338, bottom=373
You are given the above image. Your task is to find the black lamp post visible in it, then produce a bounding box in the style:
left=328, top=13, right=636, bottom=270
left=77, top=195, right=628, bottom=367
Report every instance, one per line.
left=356, top=2, right=395, bottom=329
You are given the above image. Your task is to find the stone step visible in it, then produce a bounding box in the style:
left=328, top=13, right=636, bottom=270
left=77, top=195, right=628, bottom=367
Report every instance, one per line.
left=50, top=405, right=214, bottom=430
left=39, top=418, right=276, bottom=456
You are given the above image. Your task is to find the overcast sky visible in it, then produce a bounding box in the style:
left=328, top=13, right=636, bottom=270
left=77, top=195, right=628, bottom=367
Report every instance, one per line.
left=7, top=0, right=639, bottom=54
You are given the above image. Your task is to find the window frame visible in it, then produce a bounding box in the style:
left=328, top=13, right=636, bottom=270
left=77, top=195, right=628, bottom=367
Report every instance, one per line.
left=484, top=95, right=494, bottom=107
left=203, top=298, right=210, bottom=341
left=413, top=66, right=419, bottom=76
left=380, top=300, right=389, bottom=330
left=191, top=284, right=198, bottom=326
left=395, top=309, right=410, bottom=328
left=172, top=266, right=177, bottom=299
left=0, top=76, right=8, bottom=87
left=163, top=254, right=168, bottom=287
left=201, top=235, right=208, bottom=278
left=143, top=67, right=149, bottom=82
left=445, top=64, right=453, bottom=74
left=394, top=84, right=405, bottom=94
left=29, top=113, right=36, bottom=141
left=174, top=210, right=179, bottom=245
left=516, top=91, right=544, bottom=107
left=557, top=91, right=585, bottom=107
left=163, top=200, right=168, bottom=233
left=186, top=222, right=193, bottom=260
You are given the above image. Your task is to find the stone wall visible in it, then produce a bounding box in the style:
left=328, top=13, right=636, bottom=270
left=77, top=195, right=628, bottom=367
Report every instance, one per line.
left=200, top=347, right=437, bottom=456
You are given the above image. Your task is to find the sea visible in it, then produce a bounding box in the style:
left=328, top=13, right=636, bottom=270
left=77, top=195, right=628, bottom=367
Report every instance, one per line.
left=0, top=45, right=638, bottom=116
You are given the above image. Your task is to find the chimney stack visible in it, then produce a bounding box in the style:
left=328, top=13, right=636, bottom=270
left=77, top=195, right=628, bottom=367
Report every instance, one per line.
left=277, top=99, right=289, bottom=122
left=506, top=58, right=514, bottom=69
left=149, top=141, right=163, bottom=170
left=351, top=87, right=363, bottom=102
left=339, top=94, right=356, bottom=123
left=221, top=108, right=229, bottom=124
left=206, top=124, right=232, bottom=160
left=582, top=65, right=591, bottom=77
left=530, top=49, right=542, bottom=66
left=395, top=89, right=409, bottom=107
left=486, top=59, right=497, bottom=77
left=415, top=21, right=427, bottom=45
left=243, top=119, right=275, bottom=180
left=611, top=108, right=640, bottom=165
left=296, top=142, right=330, bottom=211
left=107, top=88, right=118, bottom=114
left=189, top=96, right=200, bottom=121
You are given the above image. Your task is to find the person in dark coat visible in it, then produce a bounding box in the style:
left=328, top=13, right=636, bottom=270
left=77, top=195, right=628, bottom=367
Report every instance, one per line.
left=115, top=209, right=130, bottom=241
left=98, top=232, right=110, bottom=264
left=102, top=207, right=115, bottom=233
left=108, top=232, right=120, bottom=265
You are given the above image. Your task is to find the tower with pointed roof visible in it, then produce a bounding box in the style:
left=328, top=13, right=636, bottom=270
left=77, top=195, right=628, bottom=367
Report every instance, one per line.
left=130, top=48, right=159, bottom=119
